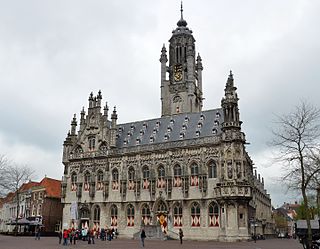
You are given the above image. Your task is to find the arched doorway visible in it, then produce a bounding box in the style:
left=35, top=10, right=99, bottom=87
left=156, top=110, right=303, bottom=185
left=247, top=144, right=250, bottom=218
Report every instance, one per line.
left=154, top=199, right=168, bottom=233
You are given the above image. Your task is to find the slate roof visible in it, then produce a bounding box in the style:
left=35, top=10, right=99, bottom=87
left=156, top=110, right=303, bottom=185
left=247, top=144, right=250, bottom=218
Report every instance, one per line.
left=116, top=108, right=223, bottom=148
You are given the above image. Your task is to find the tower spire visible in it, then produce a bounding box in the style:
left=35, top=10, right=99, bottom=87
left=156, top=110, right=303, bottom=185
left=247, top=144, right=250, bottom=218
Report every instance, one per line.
left=180, top=1, right=183, bottom=20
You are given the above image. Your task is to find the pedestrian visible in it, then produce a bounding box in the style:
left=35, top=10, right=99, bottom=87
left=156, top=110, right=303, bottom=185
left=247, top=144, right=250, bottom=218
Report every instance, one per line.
left=63, top=229, right=69, bottom=246
left=179, top=228, right=184, bottom=244
left=140, top=228, right=146, bottom=247
left=58, top=230, right=62, bottom=244
left=35, top=225, right=40, bottom=240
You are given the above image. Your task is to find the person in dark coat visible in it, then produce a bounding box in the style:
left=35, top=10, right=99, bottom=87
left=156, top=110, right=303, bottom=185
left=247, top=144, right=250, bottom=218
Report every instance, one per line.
left=140, top=228, right=146, bottom=247
left=179, top=228, right=184, bottom=244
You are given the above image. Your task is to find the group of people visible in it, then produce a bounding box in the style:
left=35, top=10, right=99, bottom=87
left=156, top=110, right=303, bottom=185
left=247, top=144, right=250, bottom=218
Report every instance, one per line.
left=58, top=227, right=118, bottom=246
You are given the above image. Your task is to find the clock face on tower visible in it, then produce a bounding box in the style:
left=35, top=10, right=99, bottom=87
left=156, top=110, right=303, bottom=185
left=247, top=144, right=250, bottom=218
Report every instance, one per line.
left=174, top=64, right=183, bottom=82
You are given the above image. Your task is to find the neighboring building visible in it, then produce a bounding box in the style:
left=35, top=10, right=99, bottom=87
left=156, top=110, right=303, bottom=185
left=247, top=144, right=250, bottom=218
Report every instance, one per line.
left=30, top=177, right=63, bottom=233
left=0, top=177, right=62, bottom=234
left=61, top=6, right=273, bottom=241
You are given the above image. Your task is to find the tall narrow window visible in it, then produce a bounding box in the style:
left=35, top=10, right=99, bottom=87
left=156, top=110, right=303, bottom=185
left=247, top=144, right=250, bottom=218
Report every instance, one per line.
left=142, top=166, right=150, bottom=189
left=71, top=172, right=77, bottom=191
left=93, top=205, right=101, bottom=231
left=208, top=161, right=217, bottom=178
left=97, top=171, right=104, bottom=191
left=112, top=169, right=119, bottom=190
left=173, top=164, right=182, bottom=187
left=191, top=202, right=201, bottom=227
left=110, top=205, right=118, bottom=228
left=208, top=203, right=220, bottom=227
left=173, top=203, right=183, bottom=227
left=88, top=136, right=96, bottom=151
left=84, top=172, right=90, bottom=191
left=157, top=165, right=166, bottom=188
left=141, top=204, right=151, bottom=225
left=190, top=163, right=199, bottom=186
left=128, top=167, right=135, bottom=190
left=127, top=204, right=135, bottom=227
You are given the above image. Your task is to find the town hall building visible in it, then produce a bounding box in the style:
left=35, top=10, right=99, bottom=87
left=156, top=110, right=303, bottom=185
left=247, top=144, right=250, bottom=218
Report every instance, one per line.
left=61, top=6, right=273, bottom=241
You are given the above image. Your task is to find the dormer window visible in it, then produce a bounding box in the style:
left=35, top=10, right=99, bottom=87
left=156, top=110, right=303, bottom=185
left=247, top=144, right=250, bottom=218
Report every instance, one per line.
left=123, top=139, right=128, bottom=145
left=167, top=127, right=172, bottom=133
left=197, top=122, right=202, bottom=128
left=179, top=132, right=185, bottom=139
left=182, top=124, right=187, bottom=131
left=200, top=114, right=205, bottom=121
left=216, top=112, right=221, bottom=118
left=164, top=134, right=170, bottom=141
left=196, top=130, right=200, bottom=137
left=118, top=127, right=123, bottom=133
left=156, top=121, right=161, bottom=128
left=130, top=124, right=135, bottom=131
left=149, top=136, right=154, bottom=143
left=170, top=119, right=175, bottom=125
left=143, top=122, right=148, bottom=129
left=136, top=138, right=141, bottom=145
left=214, top=120, right=219, bottom=126
left=212, top=129, right=217, bottom=135
left=184, top=116, right=189, bottom=122
left=140, top=130, right=144, bottom=136
left=153, top=128, right=157, bottom=135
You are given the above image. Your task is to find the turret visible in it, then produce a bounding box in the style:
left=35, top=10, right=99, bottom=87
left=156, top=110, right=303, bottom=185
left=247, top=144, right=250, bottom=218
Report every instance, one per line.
left=110, top=106, right=118, bottom=147
left=88, top=92, right=94, bottom=108
left=70, top=114, right=77, bottom=136
left=103, top=102, right=109, bottom=118
left=221, top=71, right=242, bottom=131
left=196, top=53, right=203, bottom=93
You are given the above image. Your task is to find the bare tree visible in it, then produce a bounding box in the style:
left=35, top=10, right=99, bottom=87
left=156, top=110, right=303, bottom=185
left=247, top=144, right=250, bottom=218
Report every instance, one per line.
left=0, top=155, right=10, bottom=197
left=0, top=159, right=34, bottom=234
left=271, top=101, right=320, bottom=249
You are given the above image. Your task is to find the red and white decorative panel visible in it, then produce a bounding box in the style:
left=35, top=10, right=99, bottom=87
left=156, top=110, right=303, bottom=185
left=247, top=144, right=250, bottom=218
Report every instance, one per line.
left=157, top=178, right=166, bottom=188
left=143, top=179, right=149, bottom=189
left=173, top=215, right=182, bottom=227
left=96, top=182, right=103, bottom=191
left=209, top=215, right=219, bottom=227
left=81, top=220, right=89, bottom=229
left=112, top=181, right=119, bottom=190
left=93, top=222, right=100, bottom=231
left=190, top=176, right=199, bottom=186
left=157, top=214, right=168, bottom=233
left=173, top=177, right=182, bottom=187
left=111, top=216, right=118, bottom=227
left=127, top=216, right=134, bottom=226
left=191, top=215, right=201, bottom=227
left=71, top=183, right=77, bottom=191
left=142, top=216, right=151, bottom=225
left=84, top=182, right=90, bottom=191
left=128, top=180, right=135, bottom=190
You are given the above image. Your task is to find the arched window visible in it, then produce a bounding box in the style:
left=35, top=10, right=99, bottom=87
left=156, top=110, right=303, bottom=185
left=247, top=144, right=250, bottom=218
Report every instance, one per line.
left=110, top=204, right=118, bottom=228
left=190, top=163, right=199, bottom=186
left=141, top=204, right=151, bottom=225
left=173, top=164, right=182, bottom=187
left=88, top=136, right=96, bottom=151
left=75, top=146, right=83, bottom=154
left=157, top=201, right=167, bottom=213
left=112, top=169, right=119, bottom=190
left=93, top=205, right=100, bottom=222
left=208, top=161, right=217, bottom=178
left=173, top=203, right=183, bottom=227
left=208, top=203, right=220, bottom=227
left=142, top=166, right=150, bottom=189
left=191, top=202, right=201, bottom=227
left=80, top=208, right=90, bottom=219
left=97, top=171, right=104, bottom=191
left=127, top=204, right=135, bottom=227
left=128, top=167, right=135, bottom=190
left=157, top=165, right=165, bottom=188
left=84, top=172, right=91, bottom=191
left=71, top=172, right=77, bottom=191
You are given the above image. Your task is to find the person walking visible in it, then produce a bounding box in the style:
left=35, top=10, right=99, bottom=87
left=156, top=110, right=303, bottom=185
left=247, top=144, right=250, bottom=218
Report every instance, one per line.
left=63, top=229, right=69, bottom=246
left=35, top=225, right=40, bottom=240
left=140, top=228, right=146, bottom=247
left=58, top=230, right=62, bottom=244
left=179, top=228, right=184, bottom=244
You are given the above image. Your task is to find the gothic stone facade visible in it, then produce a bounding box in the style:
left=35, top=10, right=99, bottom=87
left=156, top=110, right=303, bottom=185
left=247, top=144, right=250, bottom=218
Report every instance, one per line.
left=61, top=10, right=272, bottom=241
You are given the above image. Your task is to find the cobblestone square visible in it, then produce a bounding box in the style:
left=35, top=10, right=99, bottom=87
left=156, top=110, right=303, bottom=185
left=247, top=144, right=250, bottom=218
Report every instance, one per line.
left=0, top=235, right=304, bottom=249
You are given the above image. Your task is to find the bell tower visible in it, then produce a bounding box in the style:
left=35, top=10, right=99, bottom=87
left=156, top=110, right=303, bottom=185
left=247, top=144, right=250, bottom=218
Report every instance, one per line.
left=160, top=3, right=203, bottom=117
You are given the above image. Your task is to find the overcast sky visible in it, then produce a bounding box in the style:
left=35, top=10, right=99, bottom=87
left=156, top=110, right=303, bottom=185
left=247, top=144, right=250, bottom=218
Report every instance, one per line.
left=0, top=0, right=319, bottom=207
